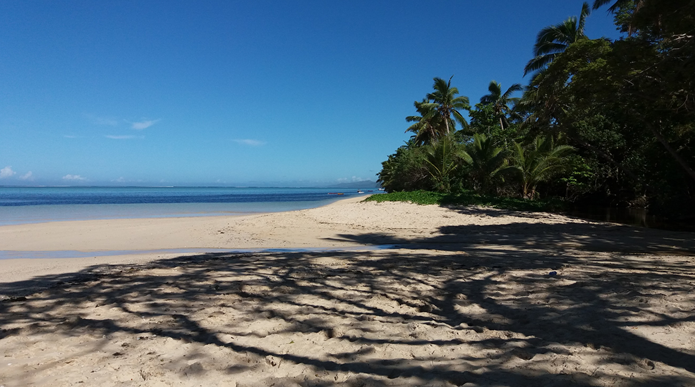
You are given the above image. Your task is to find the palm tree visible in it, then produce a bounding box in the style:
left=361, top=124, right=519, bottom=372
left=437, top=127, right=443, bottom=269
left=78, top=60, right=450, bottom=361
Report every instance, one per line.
left=480, top=81, right=523, bottom=132
left=464, top=134, right=509, bottom=194
left=405, top=99, right=445, bottom=146
left=424, top=135, right=469, bottom=193
left=426, top=77, right=470, bottom=135
left=524, top=2, right=591, bottom=76
left=510, top=135, right=575, bottom=199
left=517, top=75, right=564, bottom=131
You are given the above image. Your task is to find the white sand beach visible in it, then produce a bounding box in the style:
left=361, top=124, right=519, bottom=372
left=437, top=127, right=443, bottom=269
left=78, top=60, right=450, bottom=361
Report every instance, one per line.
left=1, top=196, right=695, bottom=386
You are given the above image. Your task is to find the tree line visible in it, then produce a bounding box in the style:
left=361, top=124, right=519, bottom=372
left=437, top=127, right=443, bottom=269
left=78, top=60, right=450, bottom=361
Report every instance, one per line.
left=377, top=0, right=695, bottom=219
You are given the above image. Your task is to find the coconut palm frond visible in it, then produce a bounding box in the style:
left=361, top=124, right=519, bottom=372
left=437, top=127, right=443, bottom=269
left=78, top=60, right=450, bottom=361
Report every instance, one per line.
left=578, top=2, right=591, bottom=35
left=524, top=3, right=591, bottom=77
left=425, top=76, right=471, bottom=135
left=510, top=136, right=575, bottom=199
left=480, top=81, right=523, bottom=132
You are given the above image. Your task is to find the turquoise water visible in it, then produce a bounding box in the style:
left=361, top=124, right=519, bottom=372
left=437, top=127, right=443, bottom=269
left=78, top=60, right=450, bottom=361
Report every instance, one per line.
left=0, top=187, right=376, bottom=226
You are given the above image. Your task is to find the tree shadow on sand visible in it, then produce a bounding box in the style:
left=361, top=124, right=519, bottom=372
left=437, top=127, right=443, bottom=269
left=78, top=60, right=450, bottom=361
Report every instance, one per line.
left=329, top=207, right=695, bottom=255
left=1, top=218, right=695, bottom=386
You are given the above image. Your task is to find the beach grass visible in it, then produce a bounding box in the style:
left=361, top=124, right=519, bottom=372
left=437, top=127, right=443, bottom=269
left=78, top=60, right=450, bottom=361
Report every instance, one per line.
left=365, top=190, right=567, bottom=212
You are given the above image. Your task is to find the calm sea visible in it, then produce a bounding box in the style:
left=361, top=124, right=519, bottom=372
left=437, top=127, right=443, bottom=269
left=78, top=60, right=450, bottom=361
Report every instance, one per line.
left=0, top=187, right=376, bottom=226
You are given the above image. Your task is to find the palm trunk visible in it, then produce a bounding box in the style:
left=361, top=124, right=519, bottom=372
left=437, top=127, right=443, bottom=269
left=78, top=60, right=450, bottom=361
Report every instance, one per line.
left=499, top=117, right=507, bottom=146
left=522, top=180, right=530, bottom=199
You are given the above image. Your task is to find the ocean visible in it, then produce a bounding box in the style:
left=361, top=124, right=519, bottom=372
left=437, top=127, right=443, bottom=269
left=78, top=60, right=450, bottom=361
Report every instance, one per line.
left=0, top=186, right=377, bottom=226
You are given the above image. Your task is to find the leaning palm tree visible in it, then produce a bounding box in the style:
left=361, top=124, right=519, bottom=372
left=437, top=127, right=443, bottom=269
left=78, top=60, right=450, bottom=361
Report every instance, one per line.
left=405, top=99, right=445, bottom=146
left=464, top=133, right=509, bottom=194
left=426, top=77, right=470, bottom=135
left=524, top=2, right=591, bottom=76
left=480, top=81, right=523, bottom=132
left=510, top=135, right=575, bottom=199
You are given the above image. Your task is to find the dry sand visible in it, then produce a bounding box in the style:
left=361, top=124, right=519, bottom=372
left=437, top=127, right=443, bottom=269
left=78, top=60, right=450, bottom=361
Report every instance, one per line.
left=1, top=196, right=695, bottom=386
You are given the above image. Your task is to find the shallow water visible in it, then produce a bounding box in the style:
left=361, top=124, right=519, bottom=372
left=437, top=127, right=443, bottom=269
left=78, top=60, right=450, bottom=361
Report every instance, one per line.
left=0, top=187, right=375, bottom=225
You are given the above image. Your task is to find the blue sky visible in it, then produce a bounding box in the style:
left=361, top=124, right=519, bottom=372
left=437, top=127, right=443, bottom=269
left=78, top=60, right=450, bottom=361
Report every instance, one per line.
left=0, top=1, right=622, bottom=187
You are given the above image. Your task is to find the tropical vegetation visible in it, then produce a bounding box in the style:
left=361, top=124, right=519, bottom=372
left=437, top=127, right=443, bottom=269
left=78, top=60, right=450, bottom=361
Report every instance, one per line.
left=377, top=0, right=695, bottom=220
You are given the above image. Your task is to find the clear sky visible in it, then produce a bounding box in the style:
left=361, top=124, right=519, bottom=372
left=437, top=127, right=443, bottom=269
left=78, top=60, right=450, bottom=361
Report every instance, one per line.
left=0, top=1, right=622, bottom=187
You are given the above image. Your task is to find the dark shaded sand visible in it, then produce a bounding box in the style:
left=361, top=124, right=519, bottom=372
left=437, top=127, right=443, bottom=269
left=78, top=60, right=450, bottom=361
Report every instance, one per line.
left=1, top=199, right=695, bottom=386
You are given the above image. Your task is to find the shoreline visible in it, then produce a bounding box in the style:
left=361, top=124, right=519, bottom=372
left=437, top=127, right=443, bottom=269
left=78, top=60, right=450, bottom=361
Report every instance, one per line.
left=0, top=187, right=369, bottom=227
left=1, top=195, right=694, bottom=287
left=0, top=196, right=368, bottom=285
left=0, top=195, right=366, bottom=250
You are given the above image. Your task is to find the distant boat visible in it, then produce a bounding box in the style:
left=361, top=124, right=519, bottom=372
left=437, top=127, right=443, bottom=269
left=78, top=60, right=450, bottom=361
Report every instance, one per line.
left=378, top=188, right=385, bottom=191
left=357, top=190, right=364, bottom=193
left=328, top=192, right=344, bottom=195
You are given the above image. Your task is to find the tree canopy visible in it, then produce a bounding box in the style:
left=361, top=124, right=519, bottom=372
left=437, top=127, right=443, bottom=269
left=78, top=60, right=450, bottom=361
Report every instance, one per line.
left=378, top=0, right=695, bottom=220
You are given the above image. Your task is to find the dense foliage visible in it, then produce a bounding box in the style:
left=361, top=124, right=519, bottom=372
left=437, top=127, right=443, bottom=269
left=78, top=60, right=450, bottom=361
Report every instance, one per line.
left=377, top=0, right=695, bottom=220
